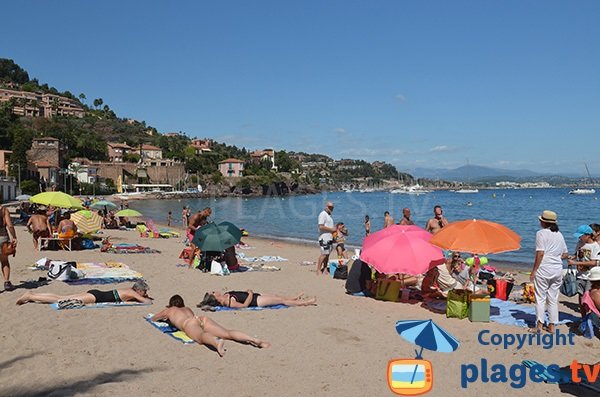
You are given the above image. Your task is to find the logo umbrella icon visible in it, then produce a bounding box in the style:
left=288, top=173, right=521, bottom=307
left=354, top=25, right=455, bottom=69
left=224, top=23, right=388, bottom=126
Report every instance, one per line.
left=389, top=320, right=460, bottom=395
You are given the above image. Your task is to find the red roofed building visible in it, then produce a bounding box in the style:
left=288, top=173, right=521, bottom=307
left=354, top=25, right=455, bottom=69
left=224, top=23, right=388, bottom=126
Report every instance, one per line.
left=136, top=144, right=163, bottom=160
left=218, top=158, right=244, bottom=178
left=107, top=142, right=133, bottom=162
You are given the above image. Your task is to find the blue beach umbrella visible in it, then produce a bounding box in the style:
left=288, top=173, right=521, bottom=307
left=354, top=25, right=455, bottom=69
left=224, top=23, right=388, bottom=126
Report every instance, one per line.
left=395, top=319, right=460, bottom=358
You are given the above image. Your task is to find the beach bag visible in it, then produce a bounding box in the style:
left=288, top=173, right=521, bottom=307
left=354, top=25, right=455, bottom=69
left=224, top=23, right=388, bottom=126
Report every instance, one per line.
left=560, top=266, right=578, bottom=297
left=487, top=279, right=514, bottom=300
left=375, top=279, right=402, bottom=302
left=210, top=260, right=223, bottom=275
left=333, top=264, right=348, bottom=280
left=48, top=261, right=74, bottom=281
left=446, top=289, right=471, bottom=319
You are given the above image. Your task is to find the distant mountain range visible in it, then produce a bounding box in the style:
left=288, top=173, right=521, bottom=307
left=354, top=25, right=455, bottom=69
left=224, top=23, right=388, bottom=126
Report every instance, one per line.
left=406, top=165, right=586, bottom=182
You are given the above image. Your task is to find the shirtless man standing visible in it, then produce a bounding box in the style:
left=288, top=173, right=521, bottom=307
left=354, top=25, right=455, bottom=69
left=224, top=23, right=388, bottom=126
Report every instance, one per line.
left=399, top=208, right=414, bottom=225
left=26, top=209, right=52, bottom=250
left=425, top=205, right=448, bottom=234
left=383, top=211, right=394, bottom=228
left=151, top=295, right=270, bottom=357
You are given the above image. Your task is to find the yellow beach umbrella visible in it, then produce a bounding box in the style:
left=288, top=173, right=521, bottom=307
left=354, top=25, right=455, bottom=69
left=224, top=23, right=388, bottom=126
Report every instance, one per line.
left=71, top=210, right=103, bottom=233
left=115, top=209, right=143, bottom=217
left=30, top=191, right=84, bottom=210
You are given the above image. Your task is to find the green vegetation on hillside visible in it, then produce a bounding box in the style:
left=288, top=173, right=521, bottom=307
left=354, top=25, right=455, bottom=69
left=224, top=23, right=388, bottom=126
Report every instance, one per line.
left=0, top=58, right=413, bottom=191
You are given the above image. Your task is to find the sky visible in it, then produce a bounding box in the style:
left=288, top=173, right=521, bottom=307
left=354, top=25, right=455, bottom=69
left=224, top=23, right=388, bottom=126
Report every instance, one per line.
left=1, top=1, right=599, bottom=175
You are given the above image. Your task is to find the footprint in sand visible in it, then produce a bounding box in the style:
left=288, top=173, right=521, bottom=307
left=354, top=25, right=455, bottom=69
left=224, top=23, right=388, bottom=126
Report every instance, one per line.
left=320, top=327, right=362, bottom=343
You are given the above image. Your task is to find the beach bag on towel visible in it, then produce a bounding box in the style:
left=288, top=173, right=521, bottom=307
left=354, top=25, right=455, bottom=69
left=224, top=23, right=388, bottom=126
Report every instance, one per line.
left=446, top=289, right=471, bottom=319
left=48, top=261, right=75, bottom=281
left=487, top=279, right=514, bottom=300
left=522, top=283, right=536, bottom=303
left=333, top=264, right=348, bottom=280
left=560, top=266, right=578, bottom=297
left=375, top=279, right=402, bottom=302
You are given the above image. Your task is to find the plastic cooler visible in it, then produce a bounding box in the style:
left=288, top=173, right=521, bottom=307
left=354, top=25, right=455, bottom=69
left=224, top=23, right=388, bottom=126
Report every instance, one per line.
left=469, top=294, right=491, bottom=322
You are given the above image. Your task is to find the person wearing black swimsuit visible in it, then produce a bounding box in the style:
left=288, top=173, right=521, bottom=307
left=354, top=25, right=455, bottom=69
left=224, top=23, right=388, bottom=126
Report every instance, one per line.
left=16, top=280, right=152, bottom=306
left=199, top=290, right=317, bottom=309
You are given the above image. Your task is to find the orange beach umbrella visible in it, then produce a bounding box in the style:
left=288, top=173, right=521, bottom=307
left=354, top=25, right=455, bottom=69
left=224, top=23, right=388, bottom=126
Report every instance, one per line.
left=429, top=219, right=521, bottom=255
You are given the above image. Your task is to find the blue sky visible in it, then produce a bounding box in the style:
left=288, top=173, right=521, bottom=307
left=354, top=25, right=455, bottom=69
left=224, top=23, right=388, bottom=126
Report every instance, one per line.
left=1, top=1, right=599, bottom=174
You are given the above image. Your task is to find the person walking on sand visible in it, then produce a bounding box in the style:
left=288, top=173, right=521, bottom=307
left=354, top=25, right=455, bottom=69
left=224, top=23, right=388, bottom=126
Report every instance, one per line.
left=26, top=209, right=52, bottom=250
left=0, top=204, right=17, bottom=291
left=151, top=295, right=270, bottom=357
left=167, top=211, right=173, bottom=227
left=425, top=205, right=448, bottom=234
left=383, top=211, right=394, bottom=228
left=399, top=208, right=414, bottom=226
left=530, top=210, right=568, bottom=334
left=316, top=202, right=336, bottom=276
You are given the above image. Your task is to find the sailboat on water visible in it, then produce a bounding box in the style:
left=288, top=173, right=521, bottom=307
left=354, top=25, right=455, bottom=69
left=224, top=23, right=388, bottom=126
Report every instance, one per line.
left=569, top=164, right=596, bottom=195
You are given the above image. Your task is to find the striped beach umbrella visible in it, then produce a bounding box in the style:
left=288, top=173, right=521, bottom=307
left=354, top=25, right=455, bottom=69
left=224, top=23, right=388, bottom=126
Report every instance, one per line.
left=71, top=210, right=103, bottom=233
left=395, top=319, right=460, bottom=357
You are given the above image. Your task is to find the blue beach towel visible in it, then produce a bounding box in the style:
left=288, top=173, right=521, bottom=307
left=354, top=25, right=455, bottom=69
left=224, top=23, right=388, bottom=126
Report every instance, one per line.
left=490, top=299, right=580, bottom=328
left=145, top=315, right=195, bottom=344
left=50, top=301, right=151, bottom=310
left=210, top=304, right=288, bottom=312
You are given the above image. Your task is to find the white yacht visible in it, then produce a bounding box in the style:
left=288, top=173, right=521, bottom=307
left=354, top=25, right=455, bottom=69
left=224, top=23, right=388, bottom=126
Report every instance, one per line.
left=569, top=188, right=596, bottom=195
left=455, top=188, right=479, bottom=194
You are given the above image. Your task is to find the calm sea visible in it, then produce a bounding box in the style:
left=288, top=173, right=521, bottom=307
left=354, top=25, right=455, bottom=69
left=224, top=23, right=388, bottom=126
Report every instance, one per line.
left=129, top=188, right=600, bottom=269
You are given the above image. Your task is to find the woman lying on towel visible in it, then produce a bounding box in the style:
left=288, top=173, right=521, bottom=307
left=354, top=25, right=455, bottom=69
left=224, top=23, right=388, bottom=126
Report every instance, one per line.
left=151, top=294, right=270, bottom=357
left=199, top=290, right=317, bottom=309
left=16, top=280, right=152, bottom=308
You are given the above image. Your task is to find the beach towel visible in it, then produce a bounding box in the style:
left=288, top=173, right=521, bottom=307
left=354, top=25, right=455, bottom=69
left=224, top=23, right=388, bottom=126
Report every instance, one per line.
left=145, top=315, right=195, bottom=344
left=201, top=304, right=288, bottom=312
left=236, top=252, right=288, bottom=263
left=103, top=244, right=160, bottom=254
left=237, top=264, right=281, bottom=272
left=64, top=262, right=143, bottom=285
left=50, top=301, right=151, bottom=310
left=489, top=298, right=579, bottom=328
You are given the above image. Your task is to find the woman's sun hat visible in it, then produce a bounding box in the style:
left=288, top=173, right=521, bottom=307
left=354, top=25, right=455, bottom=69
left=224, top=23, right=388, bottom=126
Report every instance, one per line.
left=538, top=210, right=557, bottom=224
left=588, top=267, right=600, bottom=282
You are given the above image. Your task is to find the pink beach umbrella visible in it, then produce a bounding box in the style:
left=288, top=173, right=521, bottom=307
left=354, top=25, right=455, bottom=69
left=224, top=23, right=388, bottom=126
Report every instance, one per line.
left=359, top=225, right=446, bottom=275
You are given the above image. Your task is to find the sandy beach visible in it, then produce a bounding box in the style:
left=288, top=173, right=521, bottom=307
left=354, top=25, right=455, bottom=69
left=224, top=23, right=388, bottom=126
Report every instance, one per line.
left=1, top=224, right=599, bottom=397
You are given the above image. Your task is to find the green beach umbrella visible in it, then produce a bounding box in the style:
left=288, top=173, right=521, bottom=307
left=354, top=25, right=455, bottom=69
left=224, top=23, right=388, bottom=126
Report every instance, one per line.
left=115, top=209, right=143, bottom=217
left=30, top=191, right=84, bottom=210
left=192, top=222, right=242, bottom=252
left=217, top=221, right=244, bottom=241
left=90, top=200, right=118, bottom=210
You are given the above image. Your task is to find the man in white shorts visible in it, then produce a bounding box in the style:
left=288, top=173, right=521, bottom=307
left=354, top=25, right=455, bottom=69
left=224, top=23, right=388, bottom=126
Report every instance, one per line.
left=316, top=202, right=336, bottom=276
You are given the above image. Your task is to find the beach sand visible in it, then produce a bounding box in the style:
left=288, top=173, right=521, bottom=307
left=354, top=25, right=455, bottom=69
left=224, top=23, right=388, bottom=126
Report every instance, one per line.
left=1, top=225, right=599, bottom=396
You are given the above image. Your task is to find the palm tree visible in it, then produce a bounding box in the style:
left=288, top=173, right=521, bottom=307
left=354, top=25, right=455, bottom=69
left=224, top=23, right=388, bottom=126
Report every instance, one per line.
left=78, top=93, right=86, bottom=104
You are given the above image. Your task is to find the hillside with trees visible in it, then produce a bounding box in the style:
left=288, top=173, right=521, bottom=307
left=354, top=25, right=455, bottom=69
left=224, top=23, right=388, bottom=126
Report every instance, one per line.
left=0, top=58, right=414, bottom=194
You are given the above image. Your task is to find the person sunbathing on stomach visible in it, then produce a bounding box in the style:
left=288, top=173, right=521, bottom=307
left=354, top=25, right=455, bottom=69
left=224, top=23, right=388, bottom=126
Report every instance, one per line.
left=199, top=290, right=317, bottom=308
left=151, top=294, right=270, bottom=357
left=16, top=280, right=152, bottom=306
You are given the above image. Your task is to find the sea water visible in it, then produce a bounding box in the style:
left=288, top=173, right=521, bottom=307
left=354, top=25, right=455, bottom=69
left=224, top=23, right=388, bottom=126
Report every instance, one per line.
left=129, top=188, right=600, bottom=268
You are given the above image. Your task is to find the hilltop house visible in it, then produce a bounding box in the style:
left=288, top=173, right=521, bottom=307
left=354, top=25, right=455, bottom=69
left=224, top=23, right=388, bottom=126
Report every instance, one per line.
left=218, top=158, right=244, bottom=178
left=107, top=142, right=133, bottom=162
left=26, top=137, right=65, bottom=185
left=0, top=88, right=84, bottom=118
left=190, top=138, right=213, bottom=155
left=136, top=144, right=162, bottom=160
